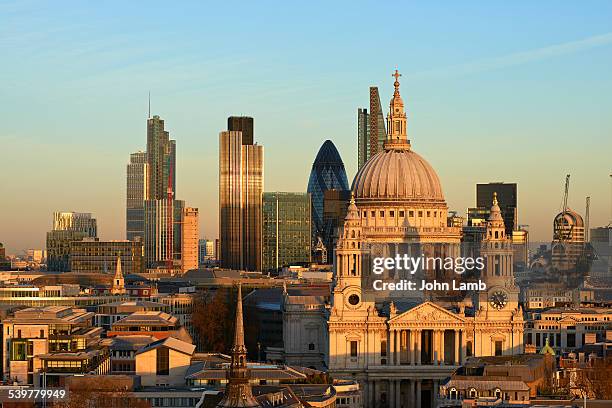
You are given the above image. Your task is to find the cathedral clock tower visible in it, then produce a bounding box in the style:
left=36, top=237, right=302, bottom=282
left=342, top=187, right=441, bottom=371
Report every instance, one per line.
left=478, top=192, right=520, bottom=319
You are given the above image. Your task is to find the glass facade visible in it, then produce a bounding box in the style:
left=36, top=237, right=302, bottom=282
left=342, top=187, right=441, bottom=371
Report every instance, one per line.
left=146, top=115, right=176, bottom=200
left=69, top=238, right=144, bottom=274
left=126, top=151, right=148, bottom=241
left=46, top=230, right=88, bottom=271
left=144, top=199, right=184, bottom=269
left=262, top=192, right=312, bottom=271
left=357, top=108, right=370, bottom=170
left=219, top=128, right=263, bottom=271
left=307, top=140, right=349, bottom=245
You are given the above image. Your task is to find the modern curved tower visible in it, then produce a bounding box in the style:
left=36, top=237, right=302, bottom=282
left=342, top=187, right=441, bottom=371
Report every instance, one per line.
left=307, top=140, right=350, bottom=245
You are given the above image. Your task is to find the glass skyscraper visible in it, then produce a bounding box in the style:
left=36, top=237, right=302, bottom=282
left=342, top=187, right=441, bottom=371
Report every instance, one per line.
left=262, top=192, right=311, bottom=272
left=146, top=115, right=176, bottom=200
left=126, top=151, right=148, bottom=241
left=307, top=140, right=349, bottom=245
left=219, top=117, right=263, bottom=271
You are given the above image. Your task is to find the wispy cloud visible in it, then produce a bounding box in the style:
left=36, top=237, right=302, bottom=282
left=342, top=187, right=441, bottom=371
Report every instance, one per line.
left=406, top=33, right=612, bottom=80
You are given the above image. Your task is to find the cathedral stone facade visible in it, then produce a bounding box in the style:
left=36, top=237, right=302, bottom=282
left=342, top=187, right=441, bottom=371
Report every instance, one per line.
left=327, top=71, right=524, bottom=408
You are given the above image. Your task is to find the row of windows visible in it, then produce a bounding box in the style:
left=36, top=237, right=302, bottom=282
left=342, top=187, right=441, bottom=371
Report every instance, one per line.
left=363, top=210, right=443, bottom=218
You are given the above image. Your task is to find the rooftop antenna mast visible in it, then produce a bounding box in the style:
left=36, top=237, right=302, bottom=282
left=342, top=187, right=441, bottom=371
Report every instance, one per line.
left=148, top=91, right=151, bottom=119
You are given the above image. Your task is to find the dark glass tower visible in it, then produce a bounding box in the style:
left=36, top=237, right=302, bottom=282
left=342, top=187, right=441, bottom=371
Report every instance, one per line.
left=307, top=140, right=349, bottom=247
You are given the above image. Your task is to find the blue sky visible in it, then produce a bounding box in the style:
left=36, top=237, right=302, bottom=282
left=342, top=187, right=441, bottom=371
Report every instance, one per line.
left=1, top=1, right=611, bottom=253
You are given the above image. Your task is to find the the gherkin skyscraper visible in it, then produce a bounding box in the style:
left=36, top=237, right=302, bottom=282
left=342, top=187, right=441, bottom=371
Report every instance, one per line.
left=307, top=140, right=349, bottom=247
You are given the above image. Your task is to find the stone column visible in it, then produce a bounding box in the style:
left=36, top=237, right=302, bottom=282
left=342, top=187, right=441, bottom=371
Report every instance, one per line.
left=440, top=330, right=445, bottom=365
left=454, top=329, right=460, bottom=365
left=389, top=329, right=395, bottom=366
left=410, top=380, right=416, bottom=408
left=416, top=380, right=421, bottom=408
left=389, top=379, right=395, bottom=407
left=433, top=330, right=439, bottom=365
left=416, top=330, right=422, bottom=365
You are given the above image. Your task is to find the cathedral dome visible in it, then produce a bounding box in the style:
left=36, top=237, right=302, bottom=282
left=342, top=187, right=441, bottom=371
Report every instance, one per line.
left=352, top=148, right=444, bottom=203
left=351, top=69, right=445, bottom=205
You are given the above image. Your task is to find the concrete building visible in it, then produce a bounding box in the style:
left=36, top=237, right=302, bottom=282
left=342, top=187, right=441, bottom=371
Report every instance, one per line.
left=438, top=354, right=552, bottom=405
left=181, top=207, right=199, bottom=273
left=219, top=118, right=264, bottom=271
left=524, top=307, right=612, bottom=352
left=135, top=336, right=195, bottom=387
left=69, top=238, right=144, bottom=274
left=126, top=151, right=148, bottom=241
left=262, top=192, right=312, bottom=272
left=2, top=306, right=104, bottom=385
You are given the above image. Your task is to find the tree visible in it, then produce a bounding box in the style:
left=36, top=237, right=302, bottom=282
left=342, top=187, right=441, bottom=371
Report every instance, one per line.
left=573, top=356, right=612, bottom=400
left=192, top=288, right=234, bottom=353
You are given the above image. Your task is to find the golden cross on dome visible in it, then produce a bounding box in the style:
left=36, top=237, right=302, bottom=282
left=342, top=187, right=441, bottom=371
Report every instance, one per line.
left=393, top=69, right=401, bottom=82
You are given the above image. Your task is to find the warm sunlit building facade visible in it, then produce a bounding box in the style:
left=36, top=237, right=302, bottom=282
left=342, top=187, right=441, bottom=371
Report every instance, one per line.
left=219, top=118, right=264, bottom=271
left=181, top=207, right=199, bottom=273
left=327, top=71, right=524, bottom=408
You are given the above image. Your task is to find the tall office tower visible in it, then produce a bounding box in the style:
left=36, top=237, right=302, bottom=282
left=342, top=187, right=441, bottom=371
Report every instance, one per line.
left=322, top=189, right=351, bottom=258
left=307, top=140, right=349, bottom=246
left=0, top=243, right=10, bottom=270
left=357, top=108, right=370, bottom=169
left=126, top=151, right=148, bottom=241
left=70, top=238, right=144, bottom=274
left=181, top=207, right=199, bottom=272
left=146, top=115, right=176, bottom=200
left=467, top=182, right=517, bottom=236
left=219, top=118, right=263, bottom=271
left=262, top=192, right=312, bottom=272
left=144, top=199, right=184, bottom=270
left=53, top=212, right=98, bottom=237
left=227, top=116, right=254, bottom=146
left=368, top=86, right=386, bottom=158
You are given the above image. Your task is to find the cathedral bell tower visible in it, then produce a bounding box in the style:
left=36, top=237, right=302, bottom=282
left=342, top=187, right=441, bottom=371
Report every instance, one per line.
left=478, top=193, right=519, bottom=318
left=111, top=255, right=126, bottom=295
left=332, top=194, right=374, bottom=317
left=385, top=69, right=409, bottom=148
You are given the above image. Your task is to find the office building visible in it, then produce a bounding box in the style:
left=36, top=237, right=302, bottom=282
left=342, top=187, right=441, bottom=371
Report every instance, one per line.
left=144, top=199, right=184, bottom=270
left=321, top=189, right=351, bottom=258
left=198, top=239, right=216, bottom=265
left=69, top=238, right=144, bottom=274
left=590, top=226, right=611, bottom=279
left=219, top=117, right=263, bottom=271
left=181, top=207, right=199, bottom=273
left=357, top=108, right=369, bottom=169
left=262, top=192, right=312, bottom=271
left=46, top=230, right=88, bottom=271
left=0, top=243, right=10, bottom=270
left=369, top=86, right=386, bottom=159
left=2, top=306, right=104, bottom=385
left=227, top=116, right=254, bottom=145
left=126, top=151, right=148, bottom=241
left=306, top=140, right=349, bottom=246
left=467, top=182, right=517, bottom=235
left=146, top=115, right=176, bottom=200
left=53, top=212, right=97, bottom=237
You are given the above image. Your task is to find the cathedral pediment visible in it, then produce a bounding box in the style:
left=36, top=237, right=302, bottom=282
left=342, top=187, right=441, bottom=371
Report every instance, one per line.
left=388, top=301, right=466, bottom=325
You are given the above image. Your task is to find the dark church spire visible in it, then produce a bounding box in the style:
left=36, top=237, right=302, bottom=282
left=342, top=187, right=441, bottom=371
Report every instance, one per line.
left=216, top=284, right=261, bottom=408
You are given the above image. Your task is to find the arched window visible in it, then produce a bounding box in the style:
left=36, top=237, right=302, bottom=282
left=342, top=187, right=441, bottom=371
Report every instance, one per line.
left=466, top=341, right=473, bottom=357
left=469, top=388, right=478, bottom=398
left=449, top=388, right=457, bottom=400
left=351, top=230, right=356, bottom=238
left=494, top=388, right=502, bottom=399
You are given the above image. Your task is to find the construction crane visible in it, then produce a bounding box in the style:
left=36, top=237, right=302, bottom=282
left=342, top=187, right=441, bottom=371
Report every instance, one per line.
left=555, top=174, right=571, bottom=241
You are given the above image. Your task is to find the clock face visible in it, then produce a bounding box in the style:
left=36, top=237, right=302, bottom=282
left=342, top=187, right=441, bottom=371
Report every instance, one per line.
left=348, top=294, right=360, bottom=306
left=489, top=290, right=508, bottom=310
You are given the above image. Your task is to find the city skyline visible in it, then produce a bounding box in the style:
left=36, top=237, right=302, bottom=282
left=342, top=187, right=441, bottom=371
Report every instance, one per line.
left=2, top=1, right=612, bottom=253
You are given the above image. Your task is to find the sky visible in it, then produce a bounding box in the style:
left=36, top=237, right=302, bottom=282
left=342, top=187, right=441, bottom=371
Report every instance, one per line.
left=1, top=1, right=611, bottom=254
